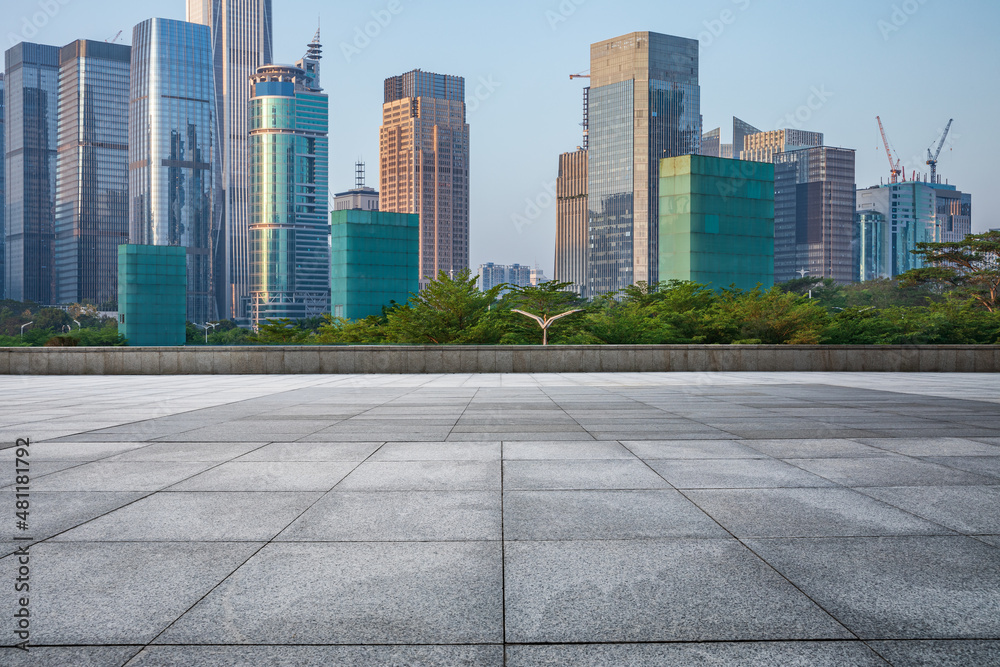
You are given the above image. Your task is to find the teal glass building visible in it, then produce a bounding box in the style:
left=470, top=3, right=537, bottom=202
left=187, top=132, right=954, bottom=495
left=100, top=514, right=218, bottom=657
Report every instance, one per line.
left=658, top=155, right=774, bottom=291
left=249, top=46, right=329, bottom=325
left=118, top=244, right=187, bottom=346
left=331, top=210, right=419, bottom=321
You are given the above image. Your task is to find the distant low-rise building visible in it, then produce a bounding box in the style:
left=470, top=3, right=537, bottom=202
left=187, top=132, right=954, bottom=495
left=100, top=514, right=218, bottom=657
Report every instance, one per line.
left=478, top=263, right=532, bottom=292
left=330, top=209, right=419, bottom=321
left=658, top=155, right=774, bottom=291
left=117, top=244, right=186, bottom=346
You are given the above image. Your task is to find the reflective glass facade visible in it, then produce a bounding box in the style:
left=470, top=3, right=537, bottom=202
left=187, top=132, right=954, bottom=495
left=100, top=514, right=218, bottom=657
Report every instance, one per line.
left=331, top=210, right=418, bottom=321
left=129, top=19, right=215, bottom=323
left=380, top=70, right=469, bottom=287
left=855, top=210, right=889, bottom=281
left=856, top=182, right=950, bottom=278
left=249, top=64, right=330, bottom=324
left=118, top=244, right=186, bottom=346
left=55, top=41, right=130, bottom=308
left=187, top=0, right=273, bottom=321
left=4, top=42, right=60, bottom=304
left=774, top=147, right=857, bottom=283
left=588, top=32, right=701, bottom=296
left=659, top=155, right=774, bottom=290
left=0, top=73, right=5, bottom=297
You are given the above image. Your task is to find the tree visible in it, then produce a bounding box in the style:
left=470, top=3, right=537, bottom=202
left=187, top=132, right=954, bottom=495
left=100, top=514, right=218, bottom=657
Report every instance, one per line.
left=257, top=319, right=309, bottom=344
left=507, top=281, right=582, bottom=345
left=901, top=231, right=1000, bottom=311
left=707, top=286, right=830, bottom=344
left=385, top=270, right=504, bottom=344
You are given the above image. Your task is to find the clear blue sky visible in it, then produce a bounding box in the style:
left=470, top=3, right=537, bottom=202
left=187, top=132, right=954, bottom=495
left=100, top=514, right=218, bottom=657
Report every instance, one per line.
left=5, top=0, right=998, bottom=273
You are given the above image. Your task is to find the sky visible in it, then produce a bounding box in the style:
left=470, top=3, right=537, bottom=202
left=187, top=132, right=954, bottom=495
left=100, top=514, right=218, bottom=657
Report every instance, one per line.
left=4, top=0, right=999, bottom=274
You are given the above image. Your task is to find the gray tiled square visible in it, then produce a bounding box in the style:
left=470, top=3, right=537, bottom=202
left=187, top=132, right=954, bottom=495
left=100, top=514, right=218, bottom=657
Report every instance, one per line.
left=27, top=462, right=216, bottom=492
left=502, top=441, right=635, bottom=460
left=280, top=491, right=500, bottom=541
left=126, top=645, right=504, bottom=666
left=51, top=492, right=320, bottom=541
left=157, top=542, right=502, bottom=644
left=235, top=441, right=384, bottom=462
left=792, top=457, right=997, bottom=487
left=370, top=441, right=501, bottom=461
left=621, top=440, right=763, bottom=459
left=0, top=542, right=261, bottom=644
left=503, top=490, right=728, bottom=540
left=866, top=640, right=1000, bottom=667
left=743, top=439, right=890, bottom=459
left=336, top=461, right=500, bottom=491
left=747, top=536, right=1000, bottom=639
left=686, top=488, right=952, bottom=538
left=505, top=539, right=851, bottom=643
left=171, top=462, right=356, bottom=492
left=861, top=486, right=1000, bottom=534
left=855, top=438, right=1000, bottom=457
left=503, top=460, right=671, bottom=490
left=504, top=642, right=888, bottom=666
left=648, top=458, right=836, bottom=489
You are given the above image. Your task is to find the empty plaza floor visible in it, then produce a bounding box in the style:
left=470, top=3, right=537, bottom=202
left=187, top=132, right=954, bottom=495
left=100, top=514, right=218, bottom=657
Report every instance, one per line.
left=1, top=372, right=999, bottom=666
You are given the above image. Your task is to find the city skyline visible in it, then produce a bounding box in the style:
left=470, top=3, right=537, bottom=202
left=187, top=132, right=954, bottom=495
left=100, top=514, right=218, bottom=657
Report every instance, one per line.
left=1, top=0, right=997, bottom=277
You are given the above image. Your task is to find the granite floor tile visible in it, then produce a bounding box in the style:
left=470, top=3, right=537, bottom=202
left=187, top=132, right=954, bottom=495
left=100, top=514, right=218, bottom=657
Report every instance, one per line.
left=649, top=458, right=836, bottom=489
left=791, top=457, right=997, bottom=487
left=0, top=646, right=142, bottom=667
left=126, top=645, right=504, bottom=666
left=370, top=441, right=501, bottom=461
left=861, top=485, right=1000, bottom=534
left=503, top=490, right=728, bottom=540
left=503, top=460, right=671, bottom=490
left=866, top=640, right=1000, bottom=666
left=280, top=490, right=500, bottom=541
left=504, top=642, right=889, bottom=666
left=336, top=460, right=501, bottom=491
left=619, top=440, right=762, bottom=459
left=686, top=488, right=952, bottom=538
left=855, top=438, right=1000, bottom=457
left=922, top=456, right=1000, bottom=480
left=502, top=441, right=635, bottom=460
left=0, top=542, right=261, bottom=644
left=743, top=439, right=891, bottom=459
left=103, top=441, right=267, bottom=462
left=51, top=492, right=320, bottom=541
left=747, top=536, right=1000, bottom=639
left=26, top=461, right=216, bottom=492
left=235, top=441, right=384, bottom=462
left=504, top=539, right=851, bottom=643
left=157, top=542, right=502, bottom=644
left=170, top=461, right=356, bottom=492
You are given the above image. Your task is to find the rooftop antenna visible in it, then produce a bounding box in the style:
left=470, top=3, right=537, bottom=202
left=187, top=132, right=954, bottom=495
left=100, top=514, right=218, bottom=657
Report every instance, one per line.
left=356, top=160, right=365, bottom=189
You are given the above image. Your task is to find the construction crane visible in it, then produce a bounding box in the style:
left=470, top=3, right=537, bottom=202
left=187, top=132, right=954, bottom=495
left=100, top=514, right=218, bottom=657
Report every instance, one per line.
left=926, top=119, right=953, bottom=185
left=569, top=71, right=590, bottom=80
left=877, top=116, right=904, bottom=184
left=106, top=30, right=122, bottom=44
left=569, top=72, right=590, bottom=150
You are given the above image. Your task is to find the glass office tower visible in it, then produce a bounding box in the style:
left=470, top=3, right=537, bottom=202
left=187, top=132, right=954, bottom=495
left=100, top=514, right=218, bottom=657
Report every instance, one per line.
left=54, top=41, right=131, bottom=308
left=587, top=32, right=701, bottom=296
left=249, top=56, right=330, bottom=325
left=187, top=0, right=273, bottom=321
left=129, top=19, right=216, bottom=323
left=4, top=42, right=60, bottom=304
left=0, top=73, right=5, bottom=297
left=380, top=70, right=469, bottom=286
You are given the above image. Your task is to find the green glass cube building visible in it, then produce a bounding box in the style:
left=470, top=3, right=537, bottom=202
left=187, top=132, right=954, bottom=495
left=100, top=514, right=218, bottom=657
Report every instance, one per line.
left=658, top=155, right=775, bottom=291
left=331, top=210, right=419, bottom=321
left=118, top=245, right=187, bottom=346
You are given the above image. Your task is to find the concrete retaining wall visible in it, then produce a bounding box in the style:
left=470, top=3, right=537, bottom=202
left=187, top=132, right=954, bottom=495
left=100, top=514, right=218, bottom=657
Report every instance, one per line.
left=1, top=345, right=999, bottom=374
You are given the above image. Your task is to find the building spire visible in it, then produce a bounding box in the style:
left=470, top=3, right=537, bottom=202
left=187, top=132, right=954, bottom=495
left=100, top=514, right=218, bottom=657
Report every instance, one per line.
left=306, top=23, right=322, bottom=61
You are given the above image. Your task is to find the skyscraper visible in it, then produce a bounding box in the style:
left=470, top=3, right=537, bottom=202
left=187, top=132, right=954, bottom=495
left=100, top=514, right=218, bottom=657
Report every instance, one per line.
left=380, top=69, right=469, bottom=286
left=248, top=40, right=329, bottom=325
left=129, top=18, right=216, bottom=323
left=774, top=146, right=857, bottom=283
left=701, top=128, right=721, bottom=158
left=0, top=73, right=5, bottom=298
left=732, top=117, right=761, bottom=160
left=587, top=32, right=701, bottom=296
left=54, top=40, right=131, bottom=308
left=4, top=42, right=60, bottom=304
left=554, top=148, right=588, bottom=295
left=187, top=0, right=273, bottom=321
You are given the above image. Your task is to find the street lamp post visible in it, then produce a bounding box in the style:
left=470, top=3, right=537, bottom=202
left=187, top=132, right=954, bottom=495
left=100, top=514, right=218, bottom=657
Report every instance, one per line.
left=194, top=322, right=218, bottom=344
left=20, top=322, right=34, bottom=339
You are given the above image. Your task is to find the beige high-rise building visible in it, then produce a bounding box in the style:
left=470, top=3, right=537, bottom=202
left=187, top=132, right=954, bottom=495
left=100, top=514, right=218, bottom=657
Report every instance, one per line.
left=554, top=149, right=588, bottom=296
left=742, top=129, right=823, bottom=163
left=379, top=69, right=469, bottom=285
